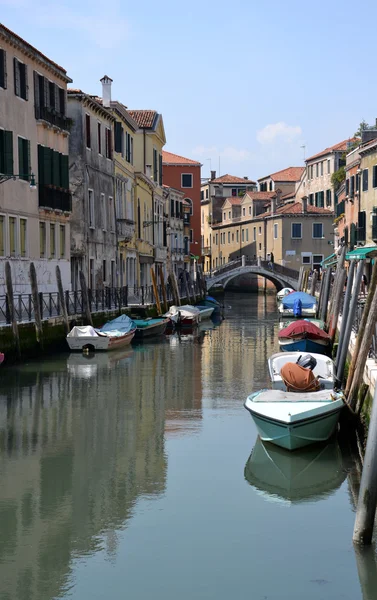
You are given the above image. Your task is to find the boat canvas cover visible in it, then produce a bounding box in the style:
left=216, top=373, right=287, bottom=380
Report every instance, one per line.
left=132, top=318, right=166, bottom=329
left=205, top=295, right=220, bottom=305
left=67, top=326, right=99, bottom=338
left=282, top=292, right=316, bottom=309
left=252, top=389, right=338, bottom=403
left=280, top=362, right=319, bottom=392
left=278, top=320, right=330, bottom=341
left=98, top=315, right=136, bottom=337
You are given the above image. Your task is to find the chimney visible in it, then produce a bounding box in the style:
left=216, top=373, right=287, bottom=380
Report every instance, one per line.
left=275, top=188, right=282, bottom=205
left=271, top=195, right=277, bottom=216
left=210, top=170, right=216, bottom=180
left=301, top=195, right=308, bottom=214
left=244, top=176, right=248, bottom=180
left=100, top=75, right=113, bottom=108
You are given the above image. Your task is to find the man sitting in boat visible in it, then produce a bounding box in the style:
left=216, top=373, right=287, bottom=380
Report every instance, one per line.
left=280, top=354, right=320, bottom=393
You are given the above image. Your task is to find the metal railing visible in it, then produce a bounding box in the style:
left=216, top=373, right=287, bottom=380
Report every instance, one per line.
left=0, top=279, right=204, bottom=325
left=208, top=257, right=300, bottom=281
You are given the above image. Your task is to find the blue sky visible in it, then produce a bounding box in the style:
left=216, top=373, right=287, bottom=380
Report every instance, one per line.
left=2, top=0, right=377, bottom=180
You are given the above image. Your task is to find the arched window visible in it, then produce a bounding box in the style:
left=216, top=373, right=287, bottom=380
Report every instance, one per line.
left=184, top=198, right=193, bottom=216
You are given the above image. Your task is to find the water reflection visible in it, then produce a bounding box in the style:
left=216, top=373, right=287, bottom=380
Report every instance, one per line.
left=0, top=333, right=205, bottom=600
left=244, top=437, right=347, bottom=505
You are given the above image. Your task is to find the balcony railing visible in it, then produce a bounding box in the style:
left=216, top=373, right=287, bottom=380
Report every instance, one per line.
left=39, top=185, right=72, bottom=212
left=35, top=106, right=70, bottom=131
left=116, top=218, right=134, bottom=241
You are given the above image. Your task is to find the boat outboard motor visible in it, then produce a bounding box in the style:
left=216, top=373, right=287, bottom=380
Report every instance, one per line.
left=296, top=354, right=317, bottom=371
left=293, top=298, right=302, bottom=317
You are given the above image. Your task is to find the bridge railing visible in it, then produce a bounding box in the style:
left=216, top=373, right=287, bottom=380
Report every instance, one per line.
left=207, top=258, right=299, bottom=281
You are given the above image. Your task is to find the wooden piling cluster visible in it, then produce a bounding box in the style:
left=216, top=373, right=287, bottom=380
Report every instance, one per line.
left=149, top=265, right=207, bottom=315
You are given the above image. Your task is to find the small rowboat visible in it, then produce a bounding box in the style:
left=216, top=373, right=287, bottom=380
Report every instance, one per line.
left=66, top=315, right=136, bottom=352
left=279, top=318, right=325, bottom=331
left=132, top=317, right=169, bottom=340
left=244, top=388, right=344, bottom=451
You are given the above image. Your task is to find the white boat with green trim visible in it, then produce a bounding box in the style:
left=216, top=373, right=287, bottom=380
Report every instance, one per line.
left=244, top=388, right=344, bottom=451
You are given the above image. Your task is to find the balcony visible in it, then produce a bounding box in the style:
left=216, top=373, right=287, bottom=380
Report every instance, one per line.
left=202, top=246, right=211, bottom=256
left=154, top=246, right=167, bottom=262
left=116, top=218, right=134, bottom=242
left=39, top=185, right=72, bottom=212
left=35, top=106, right=71, bottom=132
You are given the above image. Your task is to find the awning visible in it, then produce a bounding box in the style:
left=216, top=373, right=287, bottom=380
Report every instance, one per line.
left=320, top=252, right=336, bottom=268
left=346, top=246, right=377, bottom=260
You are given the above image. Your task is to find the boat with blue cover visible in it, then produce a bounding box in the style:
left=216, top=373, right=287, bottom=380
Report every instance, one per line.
left=278, top=291, right=317, bottom=318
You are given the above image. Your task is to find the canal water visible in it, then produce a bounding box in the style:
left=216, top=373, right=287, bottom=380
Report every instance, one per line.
left=0, top=293, right=376, bottom=600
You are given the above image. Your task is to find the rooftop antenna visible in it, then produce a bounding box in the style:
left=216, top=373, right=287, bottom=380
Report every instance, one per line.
left=300, top=145, right=306, bottom=161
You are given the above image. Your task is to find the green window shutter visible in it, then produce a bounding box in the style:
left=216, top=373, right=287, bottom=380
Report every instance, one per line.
left=38, top=145, right=45, bottom=186
left=18, top=137, right=24, bottom=177
left=60, top=154, right=69, bottom=189
left=44, top=147, right=52, bottom=185
left=54, top=84, right=59, bottom=112
left=114, top=122, right=122, bottom=153
left=350, top=222, right=356, bottom=249
left=4, top=131, right=13, bottom=175
left=52, top=150, right=60, bottom=186
left=159, top=154, right=163, bottom=186
left=153, top=148, right=157, bottom=181
left=43, top=77, right=49, bottom=111
left=13, top=58, right=20, bottom=96
left=0, top=49, right=6, bottom=89
left=24, top=64, right=29, bottom=100
left=27, top=139, right=31, bottom=177
left=33, top=71, right=40, bottom=118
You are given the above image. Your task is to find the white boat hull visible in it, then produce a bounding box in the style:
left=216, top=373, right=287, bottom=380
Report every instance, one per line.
left=197, top=306, right=215, bottom=320
left=268, top=352, right=335, bottom=390
left=244, top=389, right=344, bottom=451
left=278, top=305, right=317, bottom=317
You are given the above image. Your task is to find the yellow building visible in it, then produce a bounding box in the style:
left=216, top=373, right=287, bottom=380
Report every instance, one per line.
left=128, top=110, right=166, bottom=287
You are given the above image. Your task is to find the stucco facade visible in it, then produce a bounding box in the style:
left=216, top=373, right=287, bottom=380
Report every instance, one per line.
left=0, top=24, right=72, bottom=293
left=67, top=91, right=116, bottom=290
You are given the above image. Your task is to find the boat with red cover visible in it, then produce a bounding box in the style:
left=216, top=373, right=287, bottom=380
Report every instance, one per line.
left=278, top=320, right=331, bottom=354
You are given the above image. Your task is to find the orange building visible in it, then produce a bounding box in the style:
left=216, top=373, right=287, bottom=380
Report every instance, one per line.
left=162, top=151, right=202, bottom=266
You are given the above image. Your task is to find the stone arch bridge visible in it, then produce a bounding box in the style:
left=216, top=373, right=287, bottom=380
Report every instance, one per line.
left=206, top=258, right=300, bottom=291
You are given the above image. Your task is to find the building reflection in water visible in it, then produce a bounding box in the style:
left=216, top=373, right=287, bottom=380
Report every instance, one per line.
left=0, top=336, right=204, bottom=600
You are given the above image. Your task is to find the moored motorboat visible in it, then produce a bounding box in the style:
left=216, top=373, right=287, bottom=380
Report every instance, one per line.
left=199, top=295, right=223, bottom=314
left=66, top=314, right=136, bottom=352
left=244, top=388, right=344, bottom=451
left=278, top=320, right=331, bottom=354
left=164, top=304, right=201, bottom=327
left=132, top=317, right=169, bottom=340
left=276, top=288, right=294, bottom=302
left=268, top=352, right=335, bottom=390
left=278, top=291, right=317, bottom=317
left=279, top=318, right=325, bottom=330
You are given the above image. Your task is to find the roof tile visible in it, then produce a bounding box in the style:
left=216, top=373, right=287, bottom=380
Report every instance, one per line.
left=306, top=138, right=358, bottom=162
left=258, top=202, right=333, bottom=218
left=211, top=174, right=256, bottom=184
left=162, top=150, right=201, bottom=166
left=258, top=167, right=304, bottom=182
left=128, top=110, right=157, bottom=128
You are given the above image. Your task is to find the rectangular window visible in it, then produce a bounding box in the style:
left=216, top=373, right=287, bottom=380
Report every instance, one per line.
left=101, top=193, right=106, bottom=230
left=258, top=226, right=261, bottom=235
left=20, top=218, right=27, bottom=257
left=0, top=129, right=13, bottom=175
left=9, top=216, right=16, bottom=256
left=223, top=212, right=226, bottom=221
left=206, top=189, right=208, bottom=199
left=313, top=223, right=323, bottom=238
left=302, top=254, right=311, bottom=264
left=373, top=166, right=377, bottom=189
left=109, top=197, right=114, bottom=231
left=236, top=230, right=239, bottom=243
left=0, top=215, right=4, bottom=255
left=182, top=174, right=193, bottom=188
left=60, top=224, right=65, bottom=257
left=232, top=188, right=237, bottom=196
left=313, top=254, right=323, bottom=266
left=253, top=227, right=256, bottom=241
left=310, top=165, right=313, bottom=179
left=346, top=178, right=349, bottom=196
left=86, top=114, right=91, bottom=148
left=320, top=161, right=323, bottom=176
left=0, top=49, right=7, bottom=89
left=326, top=189, right=332, bottom=206
left=259, top=243, right=262, bottom=251
left=201, top=190, right=204, bottom=200
left=13, top=58, right=28, bottom=100
left=249, top=206, right=252, bottom=215
left=228, top=231, right=230, bottom=243
left=316, top=163, right=319, bottom=177
left=88, top=189, right=95, bottom=227
left=309, top=194, right=314, bottom=205
left=291, top=223, right=302, bottom=239
left=327, top=160, right=330, bottom=174
left=159, top=153, right=163, bottom=186
left=39, top=222, right=46, bottom=257
left=363, top=168, right=369, bottom=192
left=103, top=259, right=107, bottom=284
left=50, top=223, right=56, bottom=257
left=274, top=223, right=278, bottom=239
left=246, top=228, right=249, bottom=242
left=350, top=175, right=355, bottom=197
left=242, top=229, right=244, bottom=242
left=242, top=207, right=246, bottom=216
left=98, top=122, right=102, bottom=154
left=18, top=137, right=30, bottom=181
left=190, top=229, right=193, bottom=243
left=228, top=211, right=231, bottom=219
left=105, top=128, right=112, bottom=159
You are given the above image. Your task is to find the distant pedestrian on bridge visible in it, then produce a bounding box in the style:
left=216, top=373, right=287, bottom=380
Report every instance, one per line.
left=268, top=252, right=274, bottom=271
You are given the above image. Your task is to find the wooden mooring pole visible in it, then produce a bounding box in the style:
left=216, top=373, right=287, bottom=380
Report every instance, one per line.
left=29, top=262, right=44, bottom=348
left=5, top=261, right=21, bottom=359
left=159, top=266, right=168, bottom=313
left=328, top=269, right=347, bottom=343
left=56, top=265, right=69, bottom=334
left=150, top=268, right=162, bottom=315
left=353, top=383, right=377, bottom=545
left=335, top=260, right=363, bottom=388
left=309, top=269, right=318, bottom=297
left=320, top=268, right=332, bottom=323
left=335, top=259, right=355, bottom=368
left=79, top=271, right=93, bottom=326
left=347, top=280, right=377, bottom=411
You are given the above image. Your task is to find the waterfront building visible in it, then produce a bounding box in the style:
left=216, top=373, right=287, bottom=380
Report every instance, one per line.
left=128, top=110, right=166, bottom=288
left=200, top=172, right=256, bottom=273
left=211, top=195, right=333, bottom=272
left=162, top=151, right=202, bottom=272
left=0, top=24, right=72, bottom=293
left=67, top=87, right=116, bottom=290
left=163, top=185, right=185, bottom=276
